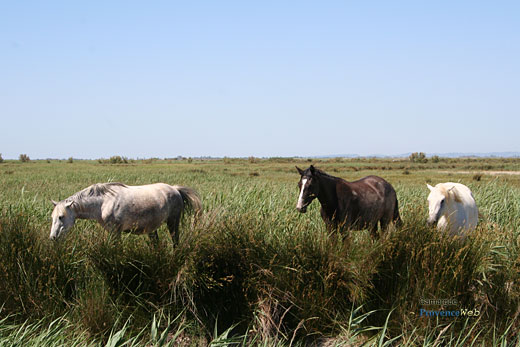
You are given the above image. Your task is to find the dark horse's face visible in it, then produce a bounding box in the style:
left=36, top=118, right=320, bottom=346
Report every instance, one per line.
left=295, top=165, right=320, bottom=213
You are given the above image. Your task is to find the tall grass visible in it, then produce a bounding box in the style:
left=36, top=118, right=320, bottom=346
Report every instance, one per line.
left=0, top=160, right=519, bottom=344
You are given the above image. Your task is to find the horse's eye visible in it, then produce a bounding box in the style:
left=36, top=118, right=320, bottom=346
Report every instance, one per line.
left=440, top=200, right=445, bottom=206
left=59, top=216, right=64, bottom=220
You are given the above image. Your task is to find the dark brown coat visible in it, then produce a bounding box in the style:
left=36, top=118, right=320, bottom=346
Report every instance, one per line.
left=296, top=165, right=401, bottom=236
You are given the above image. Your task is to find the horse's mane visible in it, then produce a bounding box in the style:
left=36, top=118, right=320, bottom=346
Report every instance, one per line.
left=313, top=167, right=340, bottom=180
left=438, top=184, right=463, bottom=203
left=66, top=182, right=127, bottom=202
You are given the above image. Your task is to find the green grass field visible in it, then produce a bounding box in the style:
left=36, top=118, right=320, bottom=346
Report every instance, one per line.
left=1, top=157, right=520, bottom=346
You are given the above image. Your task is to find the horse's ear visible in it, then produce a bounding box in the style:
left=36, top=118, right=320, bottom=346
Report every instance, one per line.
left=310, top=165, right=316, bottom=175
left=426, top=184, right=434, bottom=191
left=65, top=201, right=75, bottom=208
left=51, top=200, right=58, bottom=206
left=295, top=166, right=304, bottom=176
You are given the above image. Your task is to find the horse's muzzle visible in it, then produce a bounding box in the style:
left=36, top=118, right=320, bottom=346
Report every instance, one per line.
left=296, top=206, right=307, bottom=213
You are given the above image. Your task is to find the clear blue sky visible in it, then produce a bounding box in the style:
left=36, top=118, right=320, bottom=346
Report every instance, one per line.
left=1, top=1, right=519, bottom=159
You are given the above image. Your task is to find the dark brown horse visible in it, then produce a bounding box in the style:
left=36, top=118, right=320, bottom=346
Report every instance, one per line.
left=296, top=165, right=401, bottom=236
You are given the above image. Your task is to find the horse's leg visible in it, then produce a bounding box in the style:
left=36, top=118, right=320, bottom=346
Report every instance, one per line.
left=380, top=204, right=400, bottom=233
left=321, top=207, right=339, bottom=235
left=380, top=212, right=397, bottom=233
left=109, top=227, right=123, bottom=243
left=167, top=215, right=181, bottom=245
left=101, top=217, right=123, bottom=243
left=369, top=222, right=379, bottom=238
left=148, top=230, right=159, bottom=247
left=380, top=212, right=391, bottom=231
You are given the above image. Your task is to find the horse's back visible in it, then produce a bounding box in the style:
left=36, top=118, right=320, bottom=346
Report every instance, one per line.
left=342, top=175, right=399, bottom=227
left=101, top=183, right=182, bottom=231
left=350, top=175, right=397, bottom=200
left=125, top=183, right=181, bottom=199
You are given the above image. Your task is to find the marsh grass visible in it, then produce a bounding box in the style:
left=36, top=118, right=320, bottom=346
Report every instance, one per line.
left=0, top=159, right=519, bottom=344
left=0, top=211, right=86, bottom=319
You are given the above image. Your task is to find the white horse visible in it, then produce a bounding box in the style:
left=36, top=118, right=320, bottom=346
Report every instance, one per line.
left=426, top=182, right=478, bottom=235
left=50, top=182, right=202, bottom=243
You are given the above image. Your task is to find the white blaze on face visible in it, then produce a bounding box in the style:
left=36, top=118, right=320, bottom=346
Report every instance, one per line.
left=296, top=178, right=308, bottom=210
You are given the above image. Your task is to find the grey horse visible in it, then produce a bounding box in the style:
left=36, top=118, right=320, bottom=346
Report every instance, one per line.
left=50, top=182, right=202, bottom=244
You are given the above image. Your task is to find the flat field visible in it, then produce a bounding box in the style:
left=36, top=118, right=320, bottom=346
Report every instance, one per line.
left=0, top=157, right=520, bottom=345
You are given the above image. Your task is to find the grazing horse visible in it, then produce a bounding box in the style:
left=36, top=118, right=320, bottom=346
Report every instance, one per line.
left=295, top=165, right=401, bottom=236
left=50, top=182, right=202, bottom=243
left=426, top=182, right=478, bottom=235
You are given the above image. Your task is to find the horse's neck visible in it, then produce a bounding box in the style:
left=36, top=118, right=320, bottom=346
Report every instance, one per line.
left=317, top=176, right=339, bottom=212
left=72, top=197, right=103, bottom=221
left=444, top=200, right=462, bottom=221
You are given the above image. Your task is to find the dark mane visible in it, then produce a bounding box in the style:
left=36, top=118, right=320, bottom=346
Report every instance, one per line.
left=303, top=166, right=340, bottom=180
left=313, top=167, right=339, bottom=180
left=65, top=182, right=127, bottom=202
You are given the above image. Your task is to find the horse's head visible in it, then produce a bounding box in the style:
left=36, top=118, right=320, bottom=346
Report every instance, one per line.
left=50, top=200, right=76, bottom=240
left=426, top=184, right=448, bottom=225
left=295, top=165, right=320, bottom=213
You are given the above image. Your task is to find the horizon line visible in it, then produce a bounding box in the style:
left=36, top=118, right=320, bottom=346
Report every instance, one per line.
left=2, top=151, right=520, bottom=161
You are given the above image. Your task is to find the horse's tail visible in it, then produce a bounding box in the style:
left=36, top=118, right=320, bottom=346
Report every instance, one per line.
left=393, top=197, right=402, bottom=227
left=175, top=186, right=203, bottom=216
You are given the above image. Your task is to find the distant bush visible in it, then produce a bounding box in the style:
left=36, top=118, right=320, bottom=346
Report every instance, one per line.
left=431, top=155, right=440, bottom=163
left=19, top=154, right=30, bottom=163
left=96, top=156, right=129, bottom=164
left=409, top=152, right=428, bottom=163
left=110, top=156, right=127, bottom=164
left=473, top=173, right=483, bottom=181
left=0, top=153, right=3, bottom=163
left=248, top=156, right=257, bottom=164
left=67, top=157, right=74, bottom=163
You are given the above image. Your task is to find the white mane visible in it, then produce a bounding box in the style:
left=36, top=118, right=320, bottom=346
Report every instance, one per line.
left=65, top=182, right=127, bottom=203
